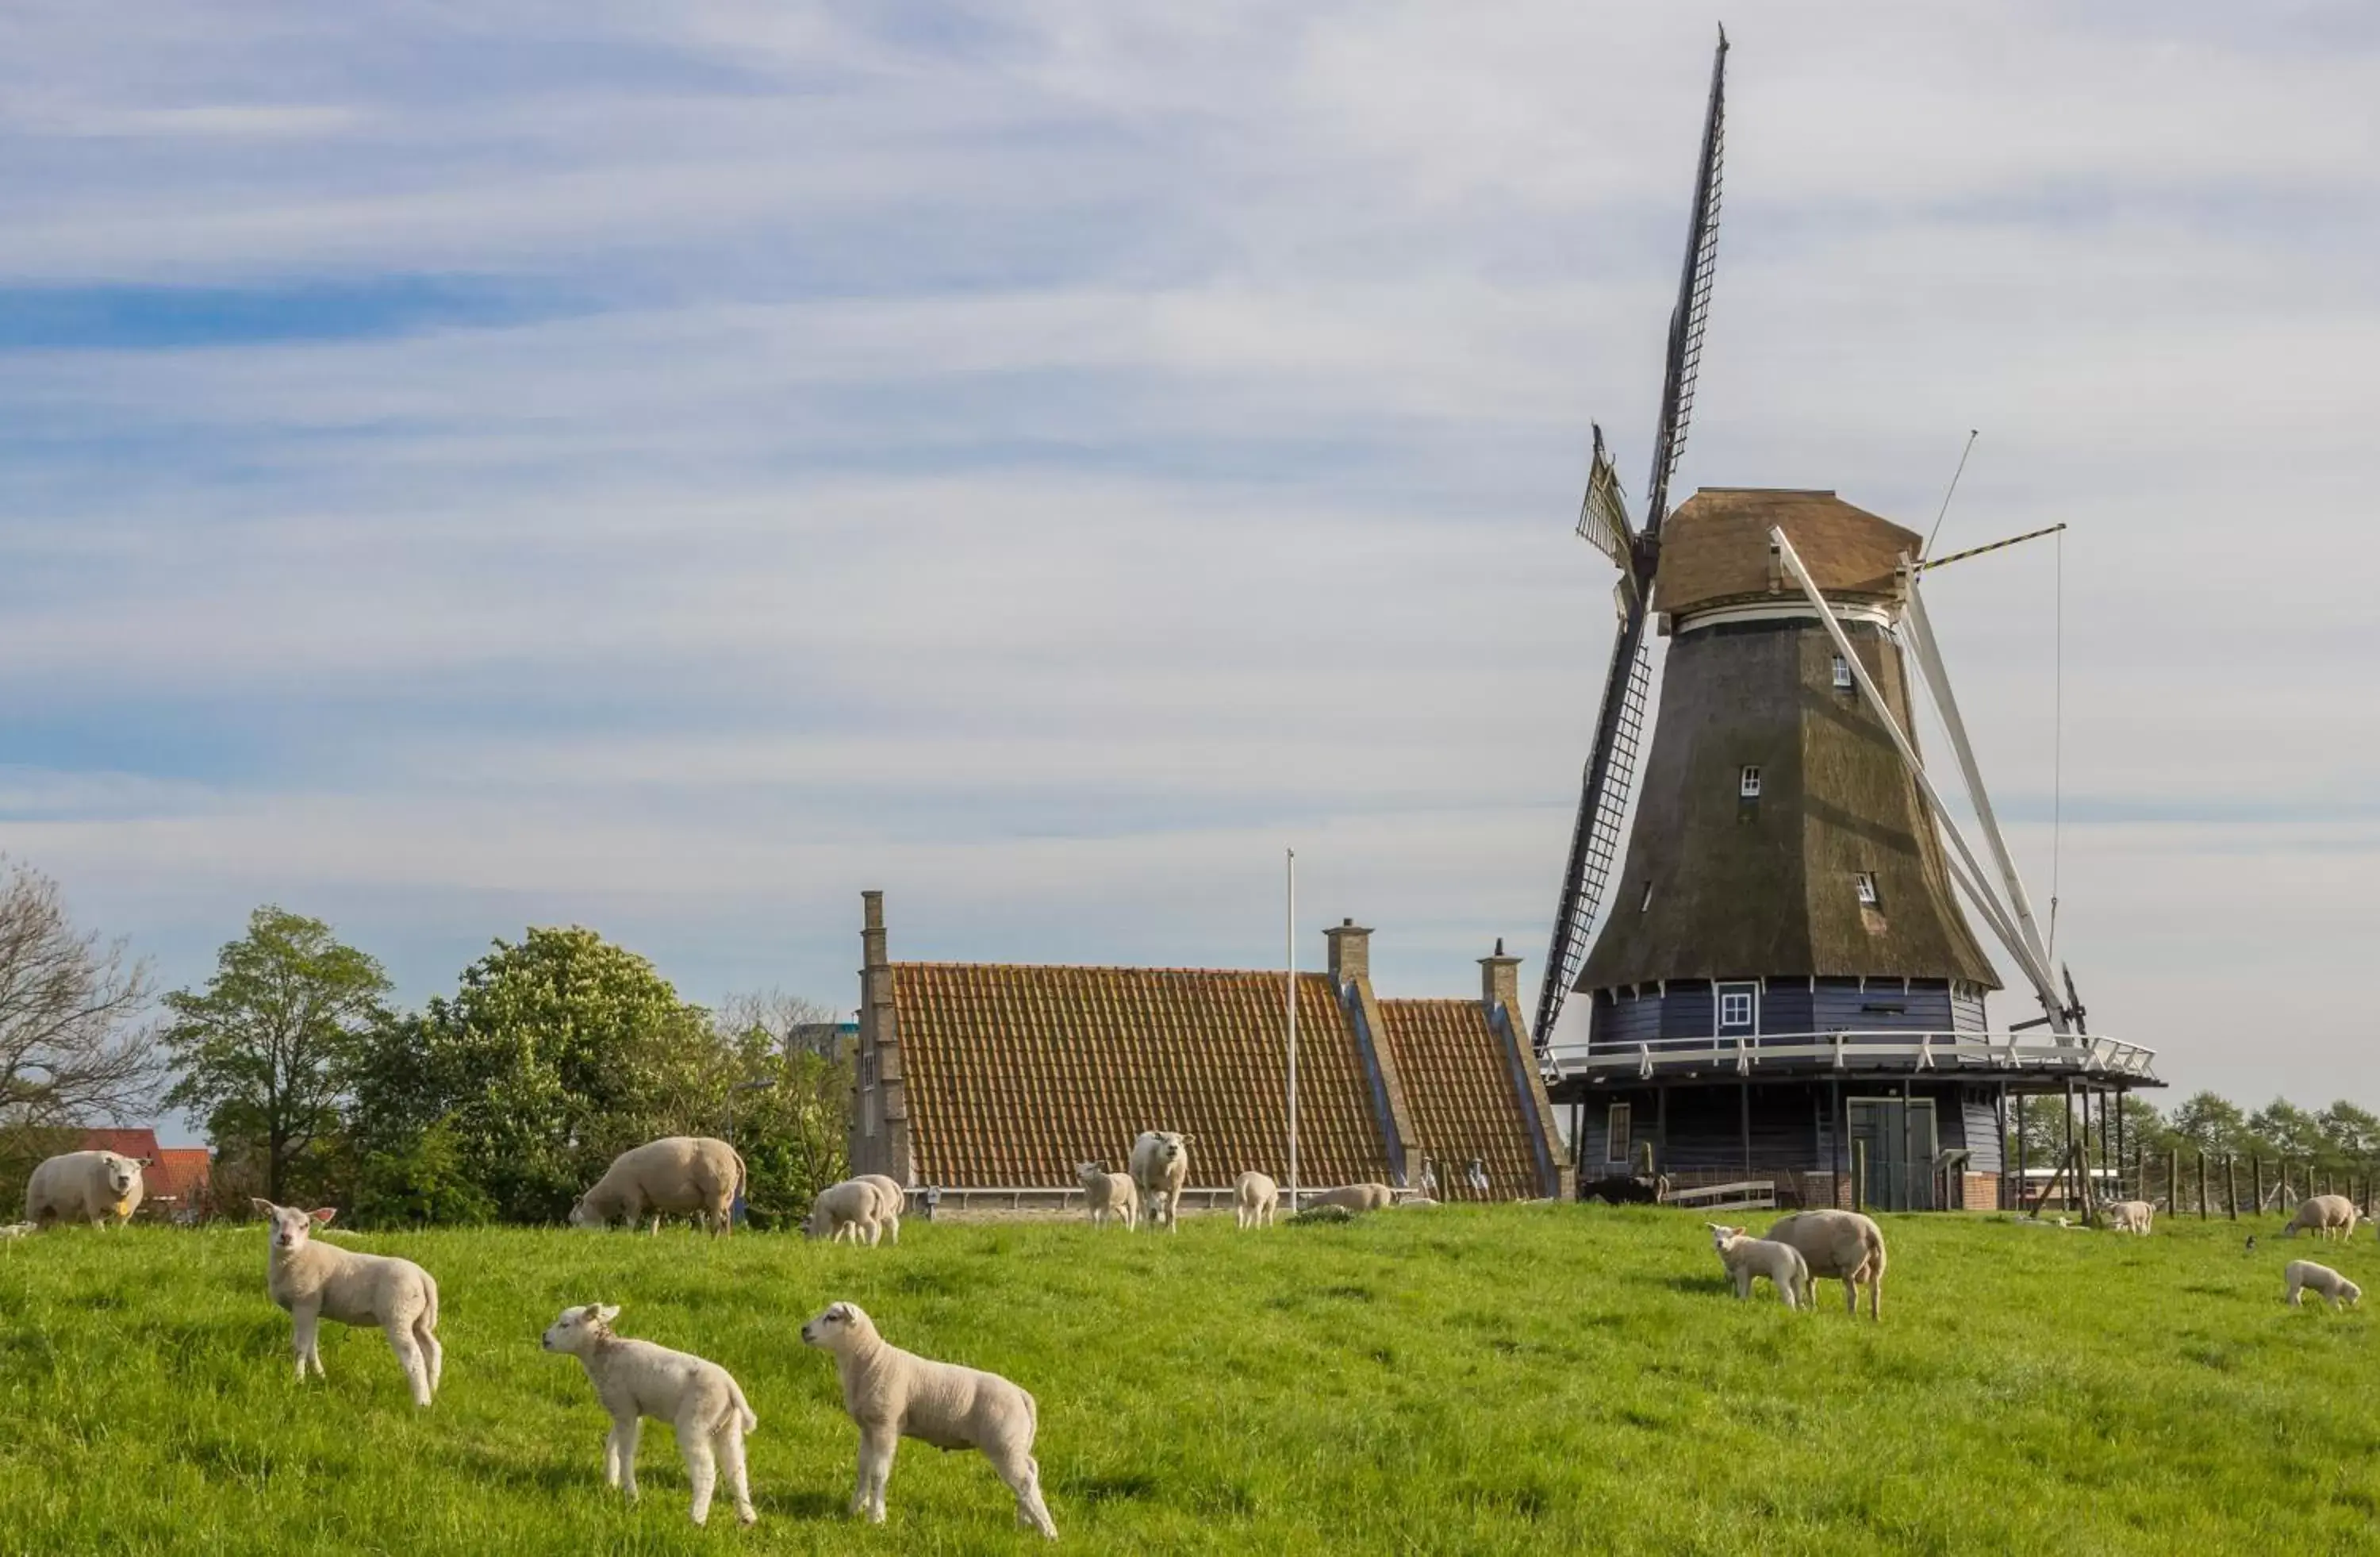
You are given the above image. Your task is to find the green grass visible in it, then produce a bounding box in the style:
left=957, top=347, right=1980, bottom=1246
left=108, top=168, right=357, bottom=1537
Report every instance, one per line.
left=2, top=1207, right=2374, bottom=1554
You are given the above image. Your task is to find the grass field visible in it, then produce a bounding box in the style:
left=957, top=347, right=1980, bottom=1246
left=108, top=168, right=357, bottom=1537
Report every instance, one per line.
left=2, top=1205, right=2374, bottom=1555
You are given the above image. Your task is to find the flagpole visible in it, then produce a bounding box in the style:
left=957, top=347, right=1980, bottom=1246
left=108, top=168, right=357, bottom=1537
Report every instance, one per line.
left=1285, top=847, right=1299, bottom=1214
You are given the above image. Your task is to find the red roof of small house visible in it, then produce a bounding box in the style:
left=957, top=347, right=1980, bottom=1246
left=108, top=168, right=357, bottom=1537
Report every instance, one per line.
left=78, top=1128, right=162, bottom=1163
left=146, top=1148, right=213, bottom=1205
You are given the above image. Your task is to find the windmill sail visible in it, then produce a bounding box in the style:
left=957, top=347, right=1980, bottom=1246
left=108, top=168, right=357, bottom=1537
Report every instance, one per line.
left=1533, top=29, right=1729, bottom=1058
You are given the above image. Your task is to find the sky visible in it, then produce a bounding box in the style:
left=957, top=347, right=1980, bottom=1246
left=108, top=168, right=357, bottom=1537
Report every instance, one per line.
left=1, top=2, right=2374, bottom=1117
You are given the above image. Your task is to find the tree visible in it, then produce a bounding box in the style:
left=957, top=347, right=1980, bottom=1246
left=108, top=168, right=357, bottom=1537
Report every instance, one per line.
left=0, top=858, right=158, bottom=1129
left=2318, top=1101, right=2380, bottom=1159
left=712, top=994, right=850, bottom=1225
left=2244, top=1099, right=2325, bottom=1163
left=162, top=906, right=391, bottom=1202
left=2167, top=1092, right=2248, bottom=1156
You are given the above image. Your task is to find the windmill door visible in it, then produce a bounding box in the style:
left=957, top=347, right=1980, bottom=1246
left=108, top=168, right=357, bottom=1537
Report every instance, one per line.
left=1848, top=1098, right=1938, bottom=1211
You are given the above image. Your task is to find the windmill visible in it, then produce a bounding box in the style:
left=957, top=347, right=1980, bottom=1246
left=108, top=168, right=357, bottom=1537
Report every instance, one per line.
left=1530, top=31, right=2158, bottom=1211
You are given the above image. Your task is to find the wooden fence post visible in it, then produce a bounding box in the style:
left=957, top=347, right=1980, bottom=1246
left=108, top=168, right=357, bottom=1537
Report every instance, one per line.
left=2225, top=1155, right=2237, bottom=1220
left=1851, top=1140, right=1868, bottom=1212
left=2197, top=1152, right=2209, bottom=1220
left=2251, top=1157, right=2264, bottom=1217
left=2167, top=1149, right=2180, bottom=1213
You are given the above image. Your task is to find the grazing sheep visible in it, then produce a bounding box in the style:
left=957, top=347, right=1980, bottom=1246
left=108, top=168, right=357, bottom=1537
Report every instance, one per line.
left=1762, top=1209, right=1887, bottom=1321
left=2285, top=1260, right=2362, bottom=1311
left=1075, top=1162, right=1138, bottom=1230
left=1128, top=1131, right=1192, bottom=1233
left=1578, top=1173, right=1669, bottom=1205
left=542, top=1304, right=757, bottom=1527
left=1708, top=1224, right=1810, bottom=1309
left=801, top=1301, right=1056, bottom=1539
left=1306, top=1183, right=1395, bottom=1213
left=806, top=1178, right=889, bottom=1244
left=251, top=1201, right=441, bottom=1406
left=567, top=1136, right=747, bottom=1236
left=1234, top=1171, right=1278, bottom=1229
left=2105, top=1200, right=2155, bottom=1235
left=856, top=1174, right=907, bottom=1245
left=2283, top=1194, right=2360, bottom=1242
left=24, top=1150, right=147, bottom=1229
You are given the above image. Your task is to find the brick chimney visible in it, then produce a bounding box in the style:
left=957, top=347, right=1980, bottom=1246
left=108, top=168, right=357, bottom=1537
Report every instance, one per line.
left=854, top=890, right=910, bottom=1184
left=1479, top=935, right=1522, bottom=1014
left=1323, top=917, right=1372, bottom=989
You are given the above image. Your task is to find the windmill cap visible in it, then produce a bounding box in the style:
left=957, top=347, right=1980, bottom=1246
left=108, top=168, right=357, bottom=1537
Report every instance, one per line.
left=1653, top=487, right=1920, bottom=619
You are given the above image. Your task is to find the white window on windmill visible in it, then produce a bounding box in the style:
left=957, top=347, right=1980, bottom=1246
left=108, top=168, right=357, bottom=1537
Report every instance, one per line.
left=1719, top=990, right=1753, bottom=1028
left=1855, top=871, right=1879, bottom=907
left=1605, top=1103, right=1633, bottom=1165
left=1831, top=653, right=1854, bottom=690
left=1739, top=765, right=1762, bottom=799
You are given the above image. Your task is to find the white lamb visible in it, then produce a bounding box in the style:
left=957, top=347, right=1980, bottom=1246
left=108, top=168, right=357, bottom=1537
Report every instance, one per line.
left=1763, top=1209, right=1888, bottom=1321
left=801, top=1301, right=1057, bottom=1539
left=1708, top=1223, right=1809, bottom=1309
left=1076, top=1161, right=1138, bottom=1230
left=251, top=1200, right=442, bottom=1405
left=856, top=1173, right=907, bottom=1244
left=2283, top=1194, right=2360, bottom=1242
left=2105, top=1200, right=2155, bottom=1235
left=1129, top=1131, right=1192, bottom=1232
left=0, top=1221, right=34, bottom=1240
left=542, top=1303, right=758, bottom=1527
left=1234, top=1171, right=1278, bottom=1229
left=2285, top=1260, right=2362, bottom=1311
left=806, top=1178, right=888, bottom=1244
left=1307, top=1182, right=1395, bottom=1213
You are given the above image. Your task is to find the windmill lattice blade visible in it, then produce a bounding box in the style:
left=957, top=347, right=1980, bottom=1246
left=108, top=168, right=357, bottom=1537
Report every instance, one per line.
left=1534, top=609, right=1656, bottom=1058
left=1642, top=27, right=1727, bottom=534
left=1572, top=428, right=1637, bottom=571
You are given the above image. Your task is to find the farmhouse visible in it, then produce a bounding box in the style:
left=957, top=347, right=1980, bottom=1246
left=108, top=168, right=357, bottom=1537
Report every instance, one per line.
left=848, top=893, right=1572, bottom=1203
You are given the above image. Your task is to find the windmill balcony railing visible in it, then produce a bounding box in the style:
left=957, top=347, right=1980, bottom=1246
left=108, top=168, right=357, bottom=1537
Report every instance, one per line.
left=1545, top=1029, right=2158, bottom=1084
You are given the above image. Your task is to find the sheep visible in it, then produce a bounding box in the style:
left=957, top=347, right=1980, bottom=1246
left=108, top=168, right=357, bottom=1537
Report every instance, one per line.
left=805, top=1178, right=888, bottom=1244
left=1762, top=1209, right=1887, bottom=1321
left=1305, top=1183, right=1395, bottom=1214
left=567, top=1136, right=747, bottom=1236
left=1076, top=1161, right=1138, bottom=1230
left=1128, top=1131, right=1192, bottom=1233
left=2105, top=1200, right=2155, bottom=1235
left=857, top=1174, right=907, bottom=1244
left=1, top=1221, right=35, bottom=1242
left=1234, top=1171, right=1278, bottom=1229
left=542, top=1303, right=758, bottom=1527
left=1578, top=1173, right=1668, bottom=1205
left=2285, top=1260, right=2362, bottom=1311
left=1708, top=1224, right=1809, bottom=1309
left=800, top=1301, right=1056, bottom=1539
left=24, top=1150, right=147, bottom=1229
left=2283, top=1194, right=2360, bottom=1242
left=250, top=1200, right=442, bottom=1406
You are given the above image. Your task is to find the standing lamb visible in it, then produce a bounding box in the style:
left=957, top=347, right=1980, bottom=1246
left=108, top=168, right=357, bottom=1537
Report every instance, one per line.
left=1762, top=1209, right=1887, bottom=1321
left=1234, top=1171, right=1279, bottom=1229
left=857, top=1174, right=907, bottom=1244
left=800, top=1301, right=1057, bottom=1539
left=251, top=1201, right=442, bottom=1406
left=2282, top=1194, right=2360, bottom=1242
left=2284, top=1260, right=2363, bottom=1311
left=1128, top=1131, right=1192, bottom=1233
left=541, top=1303, right=758, bottom=1527
left=1076, top=1162, right=1138, bottom=1230
left=567, top=1136, right=747, bottom=1236
left=806, top=1178, right=888, bottom=1244
left=24, top=1150, right=147, bottom=1229
left=1708, top=1224, right=1810, bottom=1309
left=1306, top=1183, right=1395, bottom=1213
left=2105, top=1200, right=2155, bottom=1235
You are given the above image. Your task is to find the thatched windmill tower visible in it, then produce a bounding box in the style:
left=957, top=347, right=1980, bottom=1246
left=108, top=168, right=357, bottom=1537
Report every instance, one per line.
left=1534, top=31, right=2158, bottom=1210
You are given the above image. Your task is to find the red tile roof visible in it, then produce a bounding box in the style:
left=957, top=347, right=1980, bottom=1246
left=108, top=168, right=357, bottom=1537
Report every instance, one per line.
left=1376, top=1000, right=1539, bottom=1202
left=75, top=1131, right=212, bottom=1206
left=892, top=964, right=1392, bottom=1190
left=77, top=1128, right=162, bottom=1163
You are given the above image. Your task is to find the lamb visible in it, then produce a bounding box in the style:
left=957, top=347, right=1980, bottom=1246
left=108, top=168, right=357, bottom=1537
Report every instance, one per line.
left=251, top=1200, right=442, bottom=1406
left=542, top=1303, right=758, bottom=1527
left=2105, top=1200, right=2155, bottom=1235
left=1076, top=1162, right=1139, bottom=1230
left=2285, top=1260, right=2363, bottom=1311
left=0, top=1221, right=35, bottom=1241
left=1306, top=1182, right=1395, bottom=1213
left=1234, top=1171, right=1279, bottom=1228
left=800, top=1301, right=1057, bottom=1539
left=857, top=1174, right=907, bottom=1244
left=1762, top=1209, right=1887, bottom=1321
left=1709, top=1224, right=1810, bottom=1309
left=805, top=1178, right=888, bottom=1244
left=24, top=1150, right=147, bottom=1229
left=567, top=1136, right=747, bottom=1236
left=1128, top=1131, right=1192, bottom=1232
left=2282, top=1194, right=2360, bottom=1242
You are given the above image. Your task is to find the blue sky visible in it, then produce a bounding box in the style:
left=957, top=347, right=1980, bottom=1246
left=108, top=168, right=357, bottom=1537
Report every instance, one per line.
left=1, top=2, right=2375, bottom=1117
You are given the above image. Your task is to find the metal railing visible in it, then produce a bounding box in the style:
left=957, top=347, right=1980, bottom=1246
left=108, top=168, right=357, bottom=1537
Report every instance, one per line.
left=1548, top=1029, right=2158, bottom=1082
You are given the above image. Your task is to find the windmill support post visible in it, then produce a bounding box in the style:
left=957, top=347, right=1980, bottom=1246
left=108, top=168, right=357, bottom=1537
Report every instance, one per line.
left=1833, top=1078, right=1845, bottom=1209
